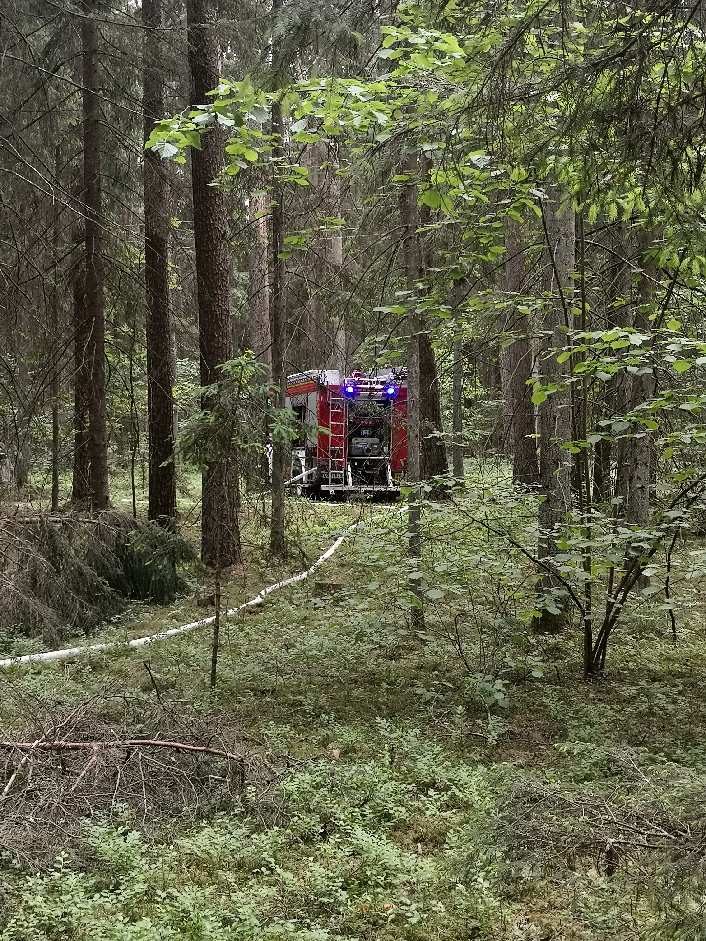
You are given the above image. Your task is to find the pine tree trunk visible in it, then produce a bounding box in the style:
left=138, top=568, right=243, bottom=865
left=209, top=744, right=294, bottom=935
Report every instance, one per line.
left=71, top=253, right=90, bottom=505
left=82, top=1, right=109, bottom=511
left=535, top=186, right=574, bottom=632
left=399, top=154, right=424, bottom=630
left=143, top=0, right=176, bottom=526
left=452, top=336, right=464, bottom=484
left=50, top=144, right=61, bottom=513
left=416, top=155, right=448, bottom=482
left=501, top=219, right=539, bottom=485
left=594, top=224, right=631, bottom=504
left=186, top=0, right=241, bottom=567
left=247, top=190, right=272, bottom=371
left=328, top=153, right=347, bottom=372
left=269, top=93, right=287, bottom=557
left=624, top=229, right=657, bottom=525
left=419, top=332, right=448, bottom=480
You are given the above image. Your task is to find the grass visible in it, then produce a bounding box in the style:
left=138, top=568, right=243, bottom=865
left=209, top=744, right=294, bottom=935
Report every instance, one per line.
left=0, top=472, right=705, bottom=939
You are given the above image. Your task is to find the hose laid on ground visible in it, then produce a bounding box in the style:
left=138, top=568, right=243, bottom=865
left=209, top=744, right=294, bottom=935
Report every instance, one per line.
left=0, top=530, right=350, bottom=670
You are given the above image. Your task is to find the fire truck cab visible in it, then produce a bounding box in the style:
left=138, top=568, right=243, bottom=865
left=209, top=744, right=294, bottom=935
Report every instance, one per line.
left=285, top=368, right=408, bottom=498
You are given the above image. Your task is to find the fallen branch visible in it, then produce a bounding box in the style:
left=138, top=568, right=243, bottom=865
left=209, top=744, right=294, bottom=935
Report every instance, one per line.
left=0, top=528, right=350, bottom=670
left=0, top=738, right=243, bottom=762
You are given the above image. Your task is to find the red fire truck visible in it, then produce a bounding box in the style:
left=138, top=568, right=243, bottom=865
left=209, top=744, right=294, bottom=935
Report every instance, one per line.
left=285, top=368, right=408, bottom=498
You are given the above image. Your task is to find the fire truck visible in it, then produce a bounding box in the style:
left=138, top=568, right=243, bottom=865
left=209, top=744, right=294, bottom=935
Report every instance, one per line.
left=285, top=367, right=408, bottom=498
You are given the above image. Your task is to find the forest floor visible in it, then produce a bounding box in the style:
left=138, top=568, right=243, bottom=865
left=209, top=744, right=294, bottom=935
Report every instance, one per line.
left=0, top=470, right=705, bottom=940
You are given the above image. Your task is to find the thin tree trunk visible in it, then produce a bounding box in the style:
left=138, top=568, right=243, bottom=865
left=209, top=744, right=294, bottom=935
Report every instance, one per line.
left=624, top=229, right=657, bottom=525
left=594, top=223, right=631, bottom=504
left=452, top=336, right=464, bottom=484
left=143, top=0, right=176, bottom=526
left=501, top=219, right=539, bottom=485
left=534, top=186, right=574, bottom=632
left=269, top=92, right=287, bottom=557
left=419, top=332, right=448, bottom=481
left=82, top=0, right=109, bottom=511
left=268, top=0, right=287, bottom=557
left=186, top=0, right=241, bottom=566
left=417, top=154, right=448, bottom=482
left=50, top=144, right=61, bottom=512
left=247, top=190, right=272, bottom=371
left=72, top=258, right=90, bottom=504
left=329, top=151, right=347, bottom=372
left=399, top=154, right=424, bottom=631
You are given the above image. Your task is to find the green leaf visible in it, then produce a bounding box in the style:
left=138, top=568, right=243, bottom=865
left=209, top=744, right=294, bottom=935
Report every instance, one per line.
left=673, top=359, right=692, bottom=373
left=420, top=188, right=443, bottom=209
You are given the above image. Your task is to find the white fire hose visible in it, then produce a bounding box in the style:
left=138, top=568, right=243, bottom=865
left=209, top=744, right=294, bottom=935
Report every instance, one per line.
left=0, top=529, right=350, bottom=670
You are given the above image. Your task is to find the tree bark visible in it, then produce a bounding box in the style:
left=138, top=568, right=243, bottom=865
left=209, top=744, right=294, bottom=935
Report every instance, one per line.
left=269, top=93, right=287, bottom=558
left=624, top=229, right=657, bottom=525
left=50, top=144, right=61, bottom=512
left=328, top=152, right=347, bottom=372
left=417, top=155, right=448, bottom=482
left=594, top=223, right=631, bottom=504
left=268, top=0, right=287, bottom=557
left=71, top=254, right=90, bottom=505
left=143, top=0, right=176, bottom=526
left=452, top=335, right=464, bottom=484
left=399, top=154, right=424, bottom=630
left=501, top=218, right=539, bottom=485
left=534, top=186, right=574, bottom=632
left=247, top=190, right=272, bottom=371
left=419, top=332, right=448, bottom=480
left=82, top=0, right=109, bottom=511
left=186, top=0, right=241, bottom=567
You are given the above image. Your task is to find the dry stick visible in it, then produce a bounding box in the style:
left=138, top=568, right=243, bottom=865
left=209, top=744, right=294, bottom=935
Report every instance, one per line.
left=0, top=739, right=243, bottom=762
left=0, top=529, right=351, bottom=670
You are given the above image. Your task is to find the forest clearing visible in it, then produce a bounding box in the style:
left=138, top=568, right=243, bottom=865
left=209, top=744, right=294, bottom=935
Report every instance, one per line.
left=4, top=0, right=706, bottom=937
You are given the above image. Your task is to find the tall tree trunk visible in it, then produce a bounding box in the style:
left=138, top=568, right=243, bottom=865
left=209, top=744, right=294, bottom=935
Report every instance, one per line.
left=246, top=189, right=272, bottom=490
left=534, top=186, right=574, bottom=632
left=143, top=0, right=176, bottom=526
left=71, top=253, right=90, bottom=505
left=186, top=0, right=241, bottom=566
left=452, top=335, right=464, bottom=485
left=399, top=154, right=424, bottom=630
left=417, top=155, right=448, bottom=482
left=624, top=229, right=657, bottom=525
left=501, top=218, right=539, bottom=484
left=82, top=1, right=109, bottom=510
left=269, top=92, right=287, bottom=557
left=50, top=144, right=61, bottom=512
left=268, top=0, right=287, bottom=557
left=247, top=190, right=272, bottom=371
left=594, top=224, right=631, bottom=504
left=418, top=333, right=448, bottom=480
left=328, top=151, right=347, bottom=372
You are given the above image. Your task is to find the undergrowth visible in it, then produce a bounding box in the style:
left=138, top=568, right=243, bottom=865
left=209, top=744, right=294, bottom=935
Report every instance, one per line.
left=0, top=478, right=705, bottom=939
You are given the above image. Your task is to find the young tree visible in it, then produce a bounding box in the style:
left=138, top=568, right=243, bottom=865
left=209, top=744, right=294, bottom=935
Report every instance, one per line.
left=143, top=0, right=176, bottom=526
left=186, top=0, right=241, bottom=566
